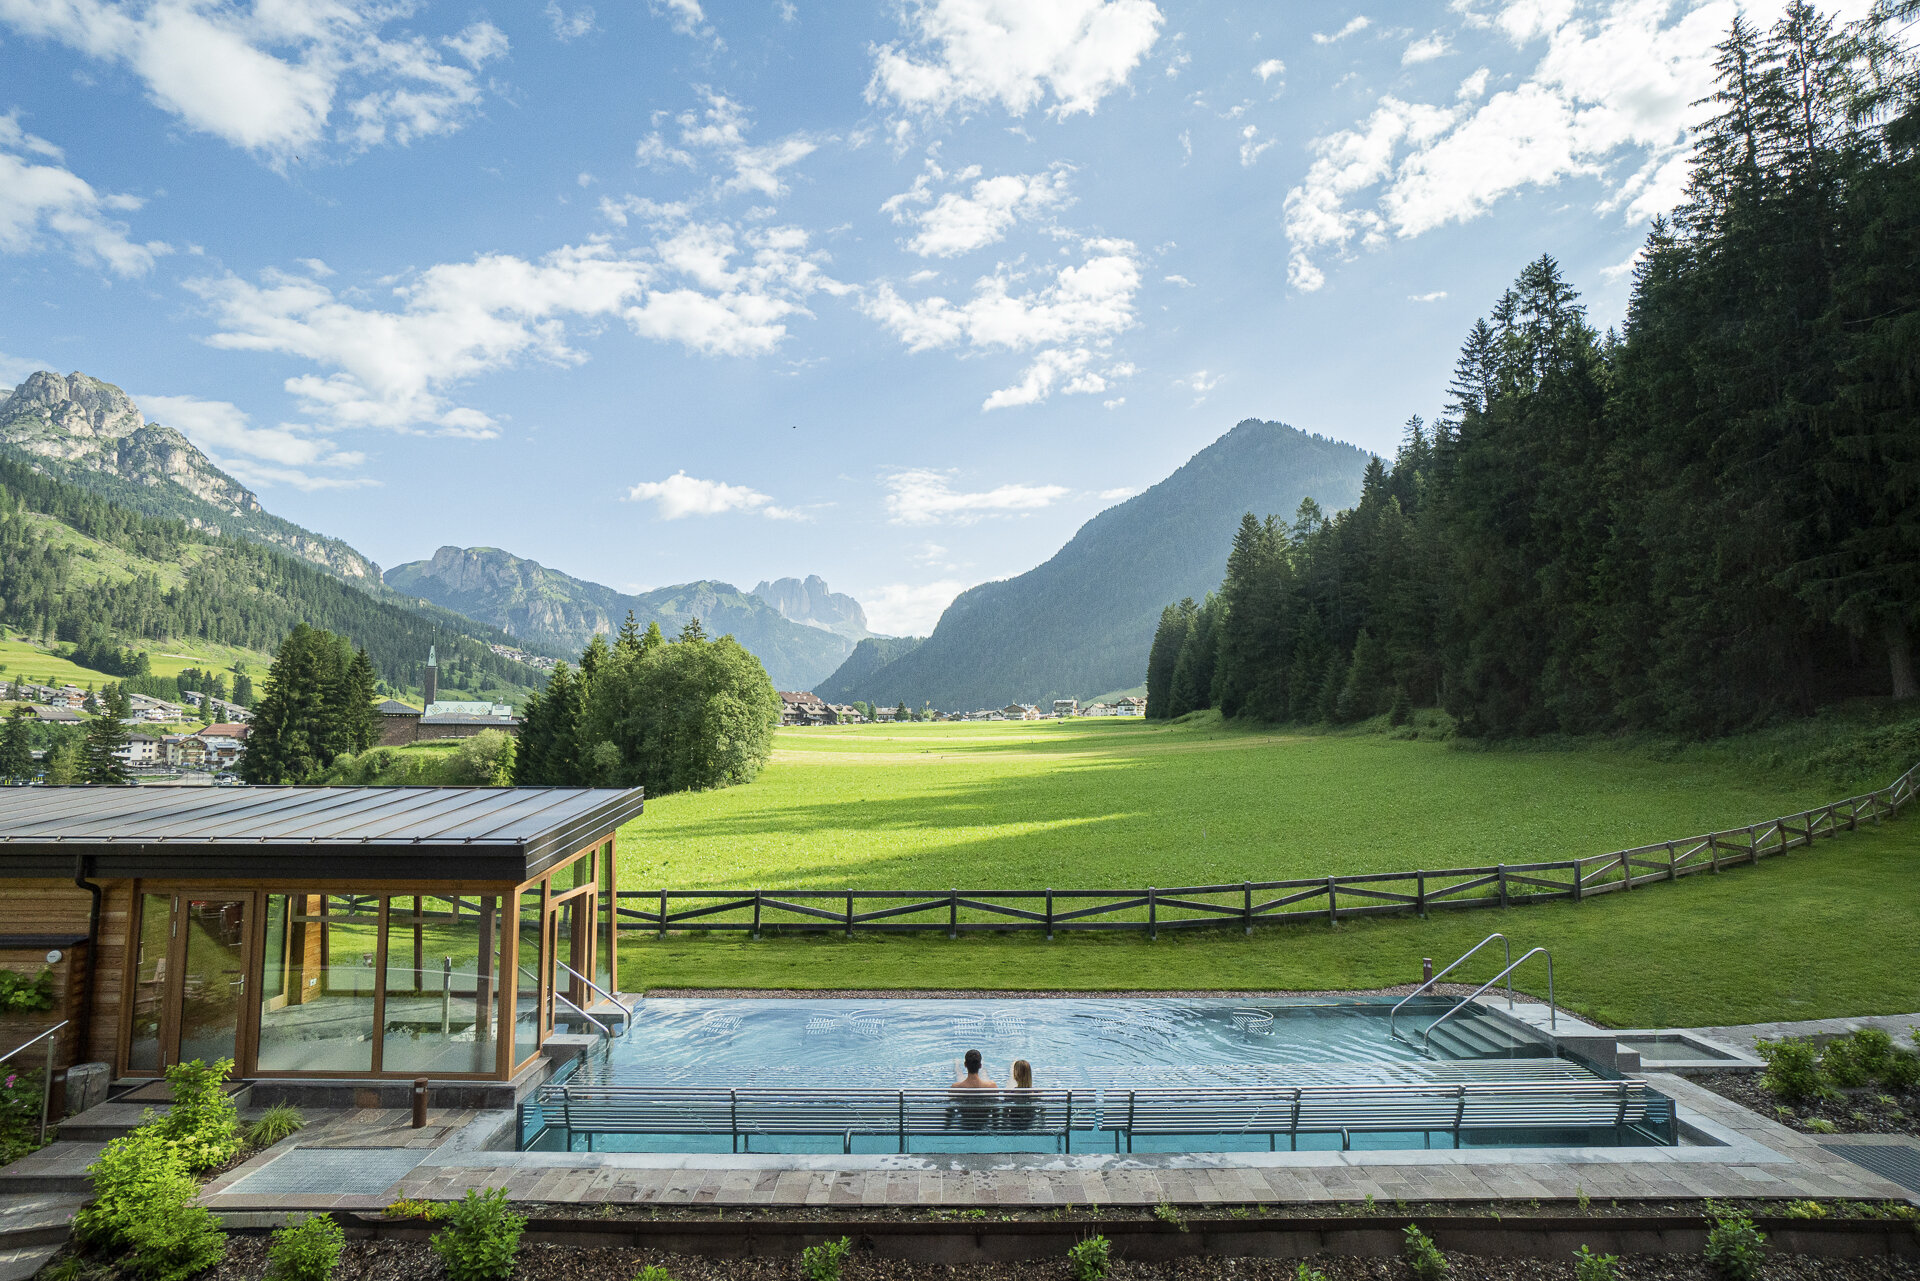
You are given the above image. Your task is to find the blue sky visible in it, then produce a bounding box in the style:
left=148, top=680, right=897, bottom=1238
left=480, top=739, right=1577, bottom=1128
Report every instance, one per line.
left=0, top=0, right=1850, bottom=634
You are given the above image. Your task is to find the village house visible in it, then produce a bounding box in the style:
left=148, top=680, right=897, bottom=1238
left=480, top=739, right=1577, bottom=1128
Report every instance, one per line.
left=1116, top=696, right=1146, bottom=715
left=826, top=703, right=866, bottom=724
left=164, top=735, right=209, bottom=769
left=29, top=705, right=82, bottom=725
left=115, top=732, right=162, bottom=768
left=1081, top=702, right=1115, bottom=716
left=198, top=723, right=250, bottom=770
left=1053, top=699, right=1079, bottom=717
left=777, top=690, right=832, bottom=726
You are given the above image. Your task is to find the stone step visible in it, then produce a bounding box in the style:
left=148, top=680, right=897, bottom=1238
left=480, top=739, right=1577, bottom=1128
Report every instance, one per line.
left=0, top=1191, right=83, bottom=1248
left=0, top=1142, right=104, bottom=1195
left=0, top=1241, right=63, bottom=1281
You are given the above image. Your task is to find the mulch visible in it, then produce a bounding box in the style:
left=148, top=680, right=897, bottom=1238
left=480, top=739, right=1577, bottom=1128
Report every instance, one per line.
left=191, top=1238, right=1920, bottom=1281
left=1694, top=1071, right=1920, bottom=1138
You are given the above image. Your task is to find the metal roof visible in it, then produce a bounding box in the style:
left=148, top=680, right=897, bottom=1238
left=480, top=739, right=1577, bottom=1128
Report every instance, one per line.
left=0, top=786, right=644, bottom=882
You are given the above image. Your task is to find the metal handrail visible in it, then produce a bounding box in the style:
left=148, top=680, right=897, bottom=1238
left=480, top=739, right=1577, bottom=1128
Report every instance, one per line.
left=1421, top=947, right=1554, bottom=1054
left=555, top=991, right=614, bottom=1039
left=0, top=1020, right=68, bottom=1146
left=1389, top=934, right=1510, bottom=1043
left=557, top=961, right=632, bottom=1031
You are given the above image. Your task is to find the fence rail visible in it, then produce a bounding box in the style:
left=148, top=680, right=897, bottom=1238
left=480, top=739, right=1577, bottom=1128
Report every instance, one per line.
left=613, top=758, right=1919, bottom=939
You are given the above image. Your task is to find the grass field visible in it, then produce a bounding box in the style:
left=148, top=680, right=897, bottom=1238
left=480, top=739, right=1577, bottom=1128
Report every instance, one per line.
left=614, top=716, right=1852, bottom=891
left=0, top=633, right=267, bottom=691
left=616, top=817, right=1920, bottom=1028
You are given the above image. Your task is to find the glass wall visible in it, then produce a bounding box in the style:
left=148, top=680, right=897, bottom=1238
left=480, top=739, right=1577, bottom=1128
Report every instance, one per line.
left=125, top=894, right=171, bottom=1073
left=515, top=889, right=543, bottom=1066
left=381, top=896, right=503, bottom=1075
left=256, top=894, right=377, bottom=1073
left=595, top=848, right=614, bottom=996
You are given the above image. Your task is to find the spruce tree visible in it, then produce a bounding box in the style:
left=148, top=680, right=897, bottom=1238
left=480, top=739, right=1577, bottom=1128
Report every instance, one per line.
left=0, top=706, right=33, bottom=783
left=80, top=684, right=132, bottom=784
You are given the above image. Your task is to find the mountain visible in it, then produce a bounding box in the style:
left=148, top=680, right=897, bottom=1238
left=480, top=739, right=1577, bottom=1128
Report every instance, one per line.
left=385, top=546, right=861, bottom=690
left=0, top=452, right=550, bottom=702
left=813, top=636, right=925, bottom=703
left=752, top=575, right=875, bottom=642
left=828, top=419, right=1371, bottom=710
left=0, top=371, right=380, bottom=583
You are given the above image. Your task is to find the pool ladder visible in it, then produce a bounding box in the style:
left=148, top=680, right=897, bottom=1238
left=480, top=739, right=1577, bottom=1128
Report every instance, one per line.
left=1388, top=933, right=1555, bottom=1055
left=558, top=961, right=636, bottom=1037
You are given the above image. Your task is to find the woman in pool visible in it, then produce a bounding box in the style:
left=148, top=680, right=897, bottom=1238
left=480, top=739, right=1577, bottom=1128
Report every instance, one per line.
left=1010, top=1059, right=1033, bottom=1089
left=1006, top=1059, right=1037, bottom=1130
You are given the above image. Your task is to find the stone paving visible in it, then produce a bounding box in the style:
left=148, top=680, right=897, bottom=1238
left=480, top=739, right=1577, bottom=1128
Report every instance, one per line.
left=1685, top=1012, right=1920, bottom=1057
left=196, top=1072, right=1915, bottom=1214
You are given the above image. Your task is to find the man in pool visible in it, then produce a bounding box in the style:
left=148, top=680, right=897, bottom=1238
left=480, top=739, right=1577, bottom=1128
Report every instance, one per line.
left=952, top=1048, right=998, bottom=1089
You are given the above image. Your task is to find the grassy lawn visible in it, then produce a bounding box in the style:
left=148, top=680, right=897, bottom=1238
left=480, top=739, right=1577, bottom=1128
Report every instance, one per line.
left=615, top=815, right=1920, bottom=1029
left=615, top=716, right=1852, bottom=892
left=0, top=633, right=267, bottom=690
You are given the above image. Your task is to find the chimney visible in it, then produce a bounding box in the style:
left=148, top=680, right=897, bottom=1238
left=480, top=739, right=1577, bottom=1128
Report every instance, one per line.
left=423, top=645, right=438, bottom=707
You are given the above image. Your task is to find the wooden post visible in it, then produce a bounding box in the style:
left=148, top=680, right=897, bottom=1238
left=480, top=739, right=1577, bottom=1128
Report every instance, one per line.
left=752, top=890, right=761, bottom=941
left=845, top=891, right=853, bottom=938
left=1570, top=861, right=1581, bottom=903
left=1619, top=850, right=1631, bottom=889
left=1497, top=864, right=1508, bottom=908
left=658, top=888, right=667, bottom=937
left=1667, top=842, right=1676, bottom=881
left=1243, top=881, right=1252, bottom=936
left=1045, top=889, right=1054, bottom=941
left=1416, top=870, right=1427, bottom=916
left=1709, top=835, right=1720, bottom=873
left=1326, top=877, right=1337, bottom=926
left=949, top=890, right=957, bottom=940
left=1147, top=887, right=1157, bottom=940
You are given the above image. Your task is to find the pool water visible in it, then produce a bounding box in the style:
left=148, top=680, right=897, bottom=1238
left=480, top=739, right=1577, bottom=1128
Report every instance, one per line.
left=520, top=996, right=1673, bottom=1154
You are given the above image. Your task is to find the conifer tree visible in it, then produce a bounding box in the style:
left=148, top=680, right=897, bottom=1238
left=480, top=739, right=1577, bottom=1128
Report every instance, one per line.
left=0, top=706, right=33, bottom=783
left=80, top=684, right=132, bottom=784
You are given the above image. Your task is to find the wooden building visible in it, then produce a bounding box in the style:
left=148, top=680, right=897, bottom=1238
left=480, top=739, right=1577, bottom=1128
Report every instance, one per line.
left=0, top=787, right=644, bottom=1089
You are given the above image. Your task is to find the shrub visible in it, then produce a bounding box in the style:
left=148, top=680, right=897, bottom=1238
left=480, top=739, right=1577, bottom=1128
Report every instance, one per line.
left=266, top=1214, right=345, bottom=1281
left=73, top=1125, right=226, bottom=1281
left=1153, top=1201, right=1187, bottom=1230
left=1573, top=1245, right=1619, bottom=1281
left=430, top=1188, right=525, bottom=1281
left=247, top=1103, right=307, bottom=1149
left=160, top=1058, right=242, bottom=1170
left=1782, top=1200, right=1828, bottom=1219
left=800, top=1236, right=852, bottom=1281
left=1068, top=1234, right=1111, bottom=1281
left=0, top=1068, right=48, bottom=1164
left=1402, top=1225, right=1449, bottom=1281
left=384, top=1197, right=449, bottom=1220
left=1824, top=1028, right=1920, bottom=1091
left=1757, top=1038, right=1831, bottom=1103
left=1295, top=1266, right=1329, bottom=1281
left=634, top=1268, right=675, bottom=1281
left=0, top=968, right=55, bottom=1011
left=1704, top=1209, right=1766, bottom=1281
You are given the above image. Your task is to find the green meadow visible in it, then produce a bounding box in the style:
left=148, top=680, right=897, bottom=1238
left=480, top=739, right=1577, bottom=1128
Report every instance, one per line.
left=614, top=715, right=1849, bottom=891
left=611, top=715, right=1920, bottom=1027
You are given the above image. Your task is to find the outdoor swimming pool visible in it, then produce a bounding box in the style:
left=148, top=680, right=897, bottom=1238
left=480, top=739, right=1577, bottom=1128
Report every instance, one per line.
left=520, top=997, right=1676, bottom=1154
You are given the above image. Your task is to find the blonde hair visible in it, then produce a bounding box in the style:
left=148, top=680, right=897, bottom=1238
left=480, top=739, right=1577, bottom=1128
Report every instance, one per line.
left=1011, top=1059, right=1032, bottom=1088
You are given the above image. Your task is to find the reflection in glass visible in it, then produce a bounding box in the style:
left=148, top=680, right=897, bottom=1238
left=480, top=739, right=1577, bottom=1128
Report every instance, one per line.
left=515, top=890, right=542, bottom=1065
left=595, top=850, right=614, bottom=996
left=177, top=898, right=247, bottom=1065
left=558, top=851, right=594, bottom=891
left=126, top=894, right=172, bottom=1072
left=382, top=896, right=502, bottom=1074
left=257, top=894, right=376, bottom=1072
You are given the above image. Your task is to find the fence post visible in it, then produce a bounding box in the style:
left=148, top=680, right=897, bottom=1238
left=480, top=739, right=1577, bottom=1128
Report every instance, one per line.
left=752, top=890, right=762, bottom=941
left=949, top=890, right=957, bottom=940
left=1709, top=834, right=1720, bottom=873
left=1416, top=870, right=1427, bottom=916
left=845, top=891, right=854, bottom=938
left=1667, top=842, right=1676, bottom=881
left=658, top=888, right=667, bottom=937
left=1326, top=877, right=1337, bottom=926
left=1570, top=861, right=1581, bottom=903
left=1619, top=850, right=1631, bottom=889
left=1243, top=881, right=1252, bottom=936
left=1148, top=887, right=1157, bottom=941
left=1046, top=888, right=1054, bottom=941
left=1497, top=864, right=1508, bottom=908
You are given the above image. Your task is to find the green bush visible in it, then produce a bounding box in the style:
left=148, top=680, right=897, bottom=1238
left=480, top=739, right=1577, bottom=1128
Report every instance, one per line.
left=1573, top=1245, right=1619, bottom=1281
left=1294, top=1265, right=1329, bottom=1281
left=1704, top=1209, right=1766, bottom=1281
left=800, top=1236, right=852, bottom=1281
left=160, top=1058, right=242, bottom=1170
left=1067, top=1234, right=1111, bottom=1281
left=633, top=1267, right=675, bottom=1281
left=247, top=1103, right=307, bottom=1149
left=430, top=1187, right=525, bottom=1281
left=73, top=1125, right=226, bottom=1281
left=266, top=1214, right=345, bottom=1281
left=1782, top=1200, right=1828, bottom=1219
left=1757, top=1038, right=1831, bottom=1103
left=1402, top=1225, right=1449, bottom=1281
left=0, top=968, right=55, bottom=1011
left=0, top=1068, right=48, bottom=1164
left=1821, top=1028, right=1920, bottom=1091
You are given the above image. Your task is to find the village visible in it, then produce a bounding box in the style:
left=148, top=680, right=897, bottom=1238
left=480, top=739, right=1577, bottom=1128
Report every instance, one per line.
left=775, top=690, right=1147, bottom=726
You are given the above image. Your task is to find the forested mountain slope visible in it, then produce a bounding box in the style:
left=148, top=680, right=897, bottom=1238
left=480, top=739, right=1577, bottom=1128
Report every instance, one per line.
left=813, top=636, right=924, bottom=703
left=385, top=546, right=861, bottom=690
left=0, top=456, right=547, bottom=701
left=833, top=420, right=1370, bottom=709
left=0, top=372, right=381, bottom=583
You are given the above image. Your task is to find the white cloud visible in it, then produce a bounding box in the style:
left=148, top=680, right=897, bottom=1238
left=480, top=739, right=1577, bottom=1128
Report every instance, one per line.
left=651, top=0, right=715, bottom=40
left=862, top=578, right=968, bottom=636
left=624, top=471, right=784, bottom=519
left=633, top=92, right=820, bottom=201
left=545, top=1, right=597, bottom=41
left=1176, top=369, right=1220, bottom=401
left=868, top=0, right=1164, bottom=120
left=0, top=349, right=53, bottom=387
left=0, top=0, right=507, bottom=160
left=862, top=236, right=1141, bottom=410
left=881, top=161, right=1073, bottom=257
left=882, top=468, right=1068, bottom=525
left=0, top=113, right=168, bottom=275
left=193, top=223, right=842, bottom=434
left=1238, top=124, right=1274, bottom=166
left=1284, top=0, right=1746, bottom=291
left=1102, top=396, right=1124, bottom=408
left=1163, top=273, right=1192, bottom=286
left=135, top=391, right=373, bottom=491
left=1097, top=486, right=1135, bottom=500
left=1402, top=34, right=1451, bottom=64
left=1254, top=58, right=1285, bottom=82
left=1408, top=290, right=1448, bottom=301
left=1313, top=16, right=1370, bottom=44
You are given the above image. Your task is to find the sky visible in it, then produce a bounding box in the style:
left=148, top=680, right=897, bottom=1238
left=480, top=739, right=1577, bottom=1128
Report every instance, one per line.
left=0, top=0, right=1864, bottom=635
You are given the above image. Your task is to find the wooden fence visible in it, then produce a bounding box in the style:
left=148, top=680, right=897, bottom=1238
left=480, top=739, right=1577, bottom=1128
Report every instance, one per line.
left=613, top=758, right=1919, bottom=940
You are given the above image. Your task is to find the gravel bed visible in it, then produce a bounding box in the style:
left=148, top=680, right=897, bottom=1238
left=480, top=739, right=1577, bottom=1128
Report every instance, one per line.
left=1694, top=1071, right=1920, bottom=1138
left=192, top=1237, right=1920, bottom=1281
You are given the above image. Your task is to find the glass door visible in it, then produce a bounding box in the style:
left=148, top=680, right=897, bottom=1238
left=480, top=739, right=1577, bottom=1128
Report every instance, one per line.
left=125, top=892, right=252, bottom=1074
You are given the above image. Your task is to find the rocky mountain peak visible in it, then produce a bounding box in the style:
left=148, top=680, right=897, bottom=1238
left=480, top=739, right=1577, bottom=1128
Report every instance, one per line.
left=751, top=574, right=874, bottom=640
left=3, top=371, right=145, bottom=442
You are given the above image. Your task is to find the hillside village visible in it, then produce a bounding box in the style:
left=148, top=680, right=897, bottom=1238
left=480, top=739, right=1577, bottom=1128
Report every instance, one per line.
left=776, top=689, right=1145, bottom=725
